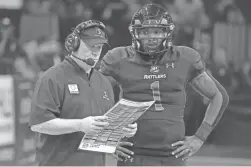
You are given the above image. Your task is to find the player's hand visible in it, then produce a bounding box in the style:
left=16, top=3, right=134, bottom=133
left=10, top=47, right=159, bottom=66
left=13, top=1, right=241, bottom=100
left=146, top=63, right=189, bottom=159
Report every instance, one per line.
left=171, top=136, right=204, bottom=161
left=122, top=123, right=137, bottom=138
left=112, top=141, right=134, bottom=161
left=78, top=116, right=109, bottom=134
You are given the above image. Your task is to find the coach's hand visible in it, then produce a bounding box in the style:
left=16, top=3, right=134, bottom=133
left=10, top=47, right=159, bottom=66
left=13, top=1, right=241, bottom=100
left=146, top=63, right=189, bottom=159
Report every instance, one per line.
left=122, top=123, right=137, bottom=138
left=171, top=136, right=204, bottom=161
left=79, top=116, right=109, bottom=134
left=112, top=141, right=134, bottom=161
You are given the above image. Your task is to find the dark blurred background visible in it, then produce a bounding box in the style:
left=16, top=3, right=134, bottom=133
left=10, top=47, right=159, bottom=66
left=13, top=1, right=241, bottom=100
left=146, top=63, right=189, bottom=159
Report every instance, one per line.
left=0, top=0, right=251, bottom=165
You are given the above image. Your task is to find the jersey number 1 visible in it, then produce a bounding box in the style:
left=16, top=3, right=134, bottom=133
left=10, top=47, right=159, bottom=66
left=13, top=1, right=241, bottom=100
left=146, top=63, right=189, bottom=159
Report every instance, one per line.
left=150, top=81, right=164, bottom=111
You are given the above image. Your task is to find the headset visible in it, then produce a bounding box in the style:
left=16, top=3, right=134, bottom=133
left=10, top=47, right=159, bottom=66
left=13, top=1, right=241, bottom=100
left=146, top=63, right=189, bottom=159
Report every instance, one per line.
left=64, top=20, right=108, bottom=66
left=65, top=20, right=107, bottom=53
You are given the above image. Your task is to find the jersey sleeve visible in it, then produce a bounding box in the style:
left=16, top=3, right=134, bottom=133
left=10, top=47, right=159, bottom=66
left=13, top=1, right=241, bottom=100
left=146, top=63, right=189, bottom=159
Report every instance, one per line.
left=100, top=47, right=125, bottom=87
left=29, top=76, right=62, bottom=127
left=100, top=49, right=118, bottom=76
left=186, top=47, right=206, bottom=82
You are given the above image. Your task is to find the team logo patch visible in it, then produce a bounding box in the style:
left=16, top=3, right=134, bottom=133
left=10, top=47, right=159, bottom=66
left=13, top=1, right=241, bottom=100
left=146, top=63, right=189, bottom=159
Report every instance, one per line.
left=95, top=27, right=105, bottom=38
left=166, top=62, right=175, bottom=68
left=68, top=84, right=79, bottom=94
left=150, top=65, right=160, bottom=74
left=102, top=91, right=109, bottom=100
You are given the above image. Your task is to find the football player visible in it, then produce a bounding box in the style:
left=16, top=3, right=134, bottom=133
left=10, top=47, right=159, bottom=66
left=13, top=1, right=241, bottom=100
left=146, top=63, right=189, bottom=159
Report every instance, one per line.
left=100, top=4, right=229, bottom=166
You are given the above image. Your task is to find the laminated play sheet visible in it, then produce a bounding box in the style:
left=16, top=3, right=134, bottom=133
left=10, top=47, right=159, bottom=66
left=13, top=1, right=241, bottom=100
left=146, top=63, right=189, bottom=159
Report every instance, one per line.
left=78, top=98, right=155, bottom=153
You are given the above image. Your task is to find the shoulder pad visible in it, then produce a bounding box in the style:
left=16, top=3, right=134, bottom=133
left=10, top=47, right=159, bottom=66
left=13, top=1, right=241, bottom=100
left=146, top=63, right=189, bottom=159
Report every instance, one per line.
left=102, top=46, right=132, bottom=65
left=176, top=46, right=201, bottom=64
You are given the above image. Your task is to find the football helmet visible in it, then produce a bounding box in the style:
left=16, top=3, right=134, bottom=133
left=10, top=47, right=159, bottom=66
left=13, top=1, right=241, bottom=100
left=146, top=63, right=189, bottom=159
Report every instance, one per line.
left=129, top=4, right=175, bottom=56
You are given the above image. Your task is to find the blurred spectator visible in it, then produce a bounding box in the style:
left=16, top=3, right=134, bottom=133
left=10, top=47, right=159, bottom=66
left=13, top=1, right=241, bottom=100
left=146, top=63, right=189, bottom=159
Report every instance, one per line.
left=89, top=0, right=109, bottom=21
left=56, top=0, right=92, bottom=44
left=23, top=0, right=52, bottom=14
left=0, top=0, right=22, bottom=38
left=226, top=5, right=244, bottom=24
left=0, top=17, right=35, bottom=79
left=232, top=60, right=251, bottom=95
left=20, top=0, right=59, bottom=44
left=103, top=0, right=131, bottom=46
left=171, top=0, right=210, bottom=47
left=193, top=32, right=211, bottom=62
left=23, top=36, right=62, bottom=77
left=207, top=46, right=238, bottom=95
left=213, top=0, right=244, bottom=23
left=120, top=0, right=142, bottom=20
left=242, top=60, right=251, bottom=88
left=215, top=0, right=235, bottom=16
left=173, top=0, right=209, bottom=28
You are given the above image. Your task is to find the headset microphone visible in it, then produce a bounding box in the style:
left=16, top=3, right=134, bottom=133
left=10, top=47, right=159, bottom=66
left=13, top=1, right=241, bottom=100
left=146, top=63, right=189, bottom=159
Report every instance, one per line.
left=84, top=58, right=95, bottom=66
left=71, top=55, right=96, bottom=66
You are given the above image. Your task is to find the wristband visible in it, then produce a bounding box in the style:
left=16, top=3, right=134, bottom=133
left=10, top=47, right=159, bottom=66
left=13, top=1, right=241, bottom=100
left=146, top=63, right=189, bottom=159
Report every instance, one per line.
left=194, top=122, right=213, bottom=141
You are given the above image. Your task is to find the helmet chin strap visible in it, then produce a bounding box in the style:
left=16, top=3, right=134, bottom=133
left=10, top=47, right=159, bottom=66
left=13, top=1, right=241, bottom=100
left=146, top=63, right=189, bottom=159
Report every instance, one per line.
left=137, top=45, right=173, bottom=64
left=135, top=38, right=171, bottom=55
left=139, top=50, right=165, bottom=64
left=136, top=45, right=169, bottom=57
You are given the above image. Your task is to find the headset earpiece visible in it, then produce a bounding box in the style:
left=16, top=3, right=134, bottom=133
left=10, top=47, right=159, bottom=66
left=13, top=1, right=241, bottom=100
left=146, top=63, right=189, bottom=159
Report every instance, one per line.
left=65, top=33, right=77, bottom=52
left=72, top=30, right=81, bottom=51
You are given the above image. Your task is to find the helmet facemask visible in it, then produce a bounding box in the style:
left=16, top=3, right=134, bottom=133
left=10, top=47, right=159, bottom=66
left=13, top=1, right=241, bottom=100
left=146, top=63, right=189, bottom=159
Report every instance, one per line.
left=129, top=4, right=175, bottom=57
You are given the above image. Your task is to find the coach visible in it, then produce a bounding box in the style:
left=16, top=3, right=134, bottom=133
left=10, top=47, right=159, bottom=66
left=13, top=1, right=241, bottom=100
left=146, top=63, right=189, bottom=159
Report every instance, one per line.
left=29, top=20, right=136, bottom=166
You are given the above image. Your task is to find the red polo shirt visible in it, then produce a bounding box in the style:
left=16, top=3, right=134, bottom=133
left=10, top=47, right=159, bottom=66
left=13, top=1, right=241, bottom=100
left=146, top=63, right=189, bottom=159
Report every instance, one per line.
left=29, top=56, right=114, bottom=166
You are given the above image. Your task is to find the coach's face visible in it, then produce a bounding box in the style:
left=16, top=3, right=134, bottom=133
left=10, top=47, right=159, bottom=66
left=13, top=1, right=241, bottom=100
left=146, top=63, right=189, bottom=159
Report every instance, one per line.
left=75, top=26, right=108, bottom=67
left=78, top=40, right=103, bottom=66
